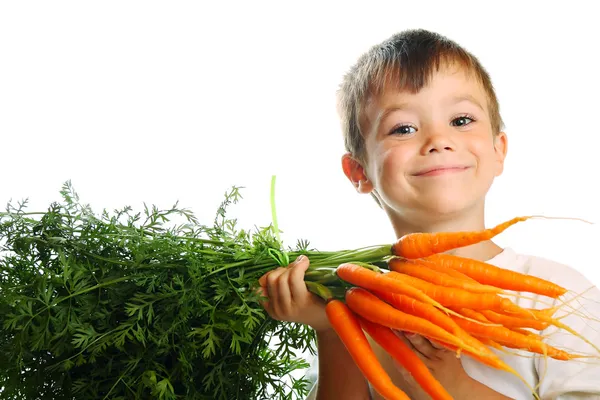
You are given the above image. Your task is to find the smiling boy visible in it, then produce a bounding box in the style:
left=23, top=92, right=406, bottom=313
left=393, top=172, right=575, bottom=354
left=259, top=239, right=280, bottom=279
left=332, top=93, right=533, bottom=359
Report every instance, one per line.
left=259, top=29, right=600, bottom=399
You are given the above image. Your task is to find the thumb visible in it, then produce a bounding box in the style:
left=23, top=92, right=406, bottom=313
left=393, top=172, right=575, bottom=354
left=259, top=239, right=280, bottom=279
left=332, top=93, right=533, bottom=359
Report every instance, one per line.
left=292, top=255, right=310, bottom=271
left=289, top=255, right=311, bottom=299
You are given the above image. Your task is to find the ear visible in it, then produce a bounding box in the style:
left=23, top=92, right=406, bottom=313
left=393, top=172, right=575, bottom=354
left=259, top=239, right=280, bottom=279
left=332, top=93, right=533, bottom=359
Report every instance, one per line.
left=493, top=131, right=508, bottom=177
left=341, top=153, right=373, bottom=194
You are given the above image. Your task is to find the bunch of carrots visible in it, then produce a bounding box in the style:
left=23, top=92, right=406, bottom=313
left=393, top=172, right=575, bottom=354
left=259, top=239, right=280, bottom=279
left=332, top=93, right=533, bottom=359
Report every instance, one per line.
left=299, top=216, right=600, bottom=400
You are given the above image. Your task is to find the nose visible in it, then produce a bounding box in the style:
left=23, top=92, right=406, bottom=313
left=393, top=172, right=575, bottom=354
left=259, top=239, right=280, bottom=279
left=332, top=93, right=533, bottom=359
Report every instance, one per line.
left=420, top=128, right=456, bottom=155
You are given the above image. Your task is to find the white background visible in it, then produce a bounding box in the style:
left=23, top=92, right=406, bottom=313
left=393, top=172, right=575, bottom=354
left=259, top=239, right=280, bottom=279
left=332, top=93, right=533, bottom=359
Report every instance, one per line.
left=1, top=0, right=600, bottom=391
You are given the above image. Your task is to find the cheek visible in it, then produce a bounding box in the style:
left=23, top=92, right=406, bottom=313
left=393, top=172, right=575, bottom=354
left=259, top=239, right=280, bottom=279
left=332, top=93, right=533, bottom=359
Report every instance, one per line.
left=377, top=146, right=412, bottom=183
left=470, top=137, right=498, bottom=173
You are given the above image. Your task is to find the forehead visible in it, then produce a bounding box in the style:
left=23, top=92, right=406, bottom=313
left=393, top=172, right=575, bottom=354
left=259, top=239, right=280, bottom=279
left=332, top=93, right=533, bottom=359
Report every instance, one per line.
left=370, top=64, right=487, bottom=107
left=361, top=65, right=489, bottom=129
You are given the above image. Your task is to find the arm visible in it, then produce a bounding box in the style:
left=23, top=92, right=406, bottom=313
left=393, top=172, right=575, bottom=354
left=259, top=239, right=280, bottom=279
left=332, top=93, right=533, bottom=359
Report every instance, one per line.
left=461, top=376, right=512, bottom=399
left=314, top=328, right=370, bottom=400
left=258, top=256, right=370, bottom=400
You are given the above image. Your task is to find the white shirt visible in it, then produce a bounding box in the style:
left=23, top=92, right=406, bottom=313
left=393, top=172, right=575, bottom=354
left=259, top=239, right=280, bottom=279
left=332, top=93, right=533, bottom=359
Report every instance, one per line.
left=304, top=248, right=600, bottom=400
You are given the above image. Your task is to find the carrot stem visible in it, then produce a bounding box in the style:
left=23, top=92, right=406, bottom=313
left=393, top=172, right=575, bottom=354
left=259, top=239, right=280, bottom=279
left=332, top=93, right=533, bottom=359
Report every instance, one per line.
left=305, top=281, right=334, bottom=302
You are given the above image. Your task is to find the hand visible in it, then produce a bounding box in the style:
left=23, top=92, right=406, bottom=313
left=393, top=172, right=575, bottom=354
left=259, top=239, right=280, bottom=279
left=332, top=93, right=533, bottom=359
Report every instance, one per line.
left=391, top=332, right=475, bottom=399
left=257, top=255, right=331, bottom=332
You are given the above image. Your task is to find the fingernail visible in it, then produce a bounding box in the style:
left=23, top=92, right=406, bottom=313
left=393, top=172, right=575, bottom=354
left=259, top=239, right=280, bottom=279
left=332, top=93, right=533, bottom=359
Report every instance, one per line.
left=296, top=255, right=305, bottom=262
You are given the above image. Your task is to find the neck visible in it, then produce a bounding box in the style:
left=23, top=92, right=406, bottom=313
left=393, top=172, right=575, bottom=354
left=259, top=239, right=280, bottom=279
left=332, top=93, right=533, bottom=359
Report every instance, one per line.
left=385, top=205, right=504, bottom=262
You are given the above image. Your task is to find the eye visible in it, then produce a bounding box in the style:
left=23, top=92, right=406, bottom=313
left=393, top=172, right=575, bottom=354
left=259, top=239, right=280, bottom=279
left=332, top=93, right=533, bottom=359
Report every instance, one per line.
left=451, top=115, right=475, bottom=127
left=390, top=124, right=417, bottom=135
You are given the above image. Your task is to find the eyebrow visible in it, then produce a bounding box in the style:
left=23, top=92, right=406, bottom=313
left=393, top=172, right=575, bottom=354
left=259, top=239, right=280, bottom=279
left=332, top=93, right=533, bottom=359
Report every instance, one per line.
left=371, top=103, right=412, bottom=135
left=450, top=94, right=486, bottom=112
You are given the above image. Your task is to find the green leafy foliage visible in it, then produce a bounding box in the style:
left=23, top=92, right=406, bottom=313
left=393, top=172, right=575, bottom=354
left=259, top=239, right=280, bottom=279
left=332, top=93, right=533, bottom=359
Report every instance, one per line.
left=0, top=182, right=323, bottom=399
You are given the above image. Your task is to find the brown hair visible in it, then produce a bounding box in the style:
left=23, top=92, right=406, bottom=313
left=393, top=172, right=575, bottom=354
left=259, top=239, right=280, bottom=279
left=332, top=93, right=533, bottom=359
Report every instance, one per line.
left=336, top=29, right=504, bottom=164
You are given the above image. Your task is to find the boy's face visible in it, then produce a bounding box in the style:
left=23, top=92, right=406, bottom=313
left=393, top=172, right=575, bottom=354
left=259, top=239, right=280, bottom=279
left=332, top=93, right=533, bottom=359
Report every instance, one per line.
left=344, top=65, right=507, bottom=220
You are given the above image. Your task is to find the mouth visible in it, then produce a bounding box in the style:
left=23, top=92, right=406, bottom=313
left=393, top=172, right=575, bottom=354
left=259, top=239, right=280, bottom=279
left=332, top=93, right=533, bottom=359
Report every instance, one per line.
left=413, top=165, right=471, bottom=177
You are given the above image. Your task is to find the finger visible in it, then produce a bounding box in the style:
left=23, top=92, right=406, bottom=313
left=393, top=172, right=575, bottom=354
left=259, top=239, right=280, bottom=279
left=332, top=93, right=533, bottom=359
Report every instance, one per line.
left=429, top=339, right=450, bottom=351
left=404, top=333, right=437, bottom=359
left=289, top=256, right=310, bottom=301
left=258, top=269, right=275, bottom=287
left=265, top=267, right=287, bottom=317
left=259, top=255, right=300, bottom=287
left=276, top=268, right=294, bottom=316
left=256, top=285, right=273, bottom=315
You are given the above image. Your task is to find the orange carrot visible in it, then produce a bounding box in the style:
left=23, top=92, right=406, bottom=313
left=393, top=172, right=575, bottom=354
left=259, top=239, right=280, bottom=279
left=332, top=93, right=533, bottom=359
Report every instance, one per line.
left=476, top=337, right=505, bottom=351
left=373, top=290, right=515, bottom=374
left=335, top=263, right=451, bottom=313
left=449, top=311, right=578, bottom=361
left=345, top=287, right=487, bottom=358
left=369, top=295, right=536, bottom=395
left=374, top=290, right=465, bottom=335
left=404, top=257, right=479, bottom=283
left=455, top=308, right=489, bottom=323
left=388, top=258, right=502, bottom=294
left=511, top=327, right=544, bottom=340
left=386, top=271, right=532, bottom=317
left=392, top=216, right=531, bottom=259
left=358, top=316, right=453, bottom=400
left=479, top=309, right=549, bottom=331
left=493, top=306, right=560, bottom=321
left=325, top=299, right=410, bottom=400
left=425, top=253, right=567, bottom=298
left=527, top=306, right=561, bottom=319
left=455, top=308, right=541, bottom=339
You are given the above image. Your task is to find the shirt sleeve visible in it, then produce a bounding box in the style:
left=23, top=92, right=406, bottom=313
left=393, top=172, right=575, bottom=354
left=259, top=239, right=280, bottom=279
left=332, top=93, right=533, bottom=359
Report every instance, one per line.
left=305, top=383, right=317, bottom=400
left=534, top=270, right=600, bottom=399
left=303, top=353, right=319, bottom=400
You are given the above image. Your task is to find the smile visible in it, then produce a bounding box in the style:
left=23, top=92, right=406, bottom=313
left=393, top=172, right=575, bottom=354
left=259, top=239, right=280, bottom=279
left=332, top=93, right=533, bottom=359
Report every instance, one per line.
left=414, top=166, right=471, bottom=177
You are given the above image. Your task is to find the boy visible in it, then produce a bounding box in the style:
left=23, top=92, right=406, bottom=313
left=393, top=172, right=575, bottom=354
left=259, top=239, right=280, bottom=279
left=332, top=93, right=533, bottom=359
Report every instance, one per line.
left=258, top=29, right=600, bottom=399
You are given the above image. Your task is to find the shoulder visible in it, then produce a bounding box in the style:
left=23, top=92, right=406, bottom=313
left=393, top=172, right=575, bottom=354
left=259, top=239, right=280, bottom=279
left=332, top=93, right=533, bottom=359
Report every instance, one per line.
left=491, top=247, right=598, bottom=293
